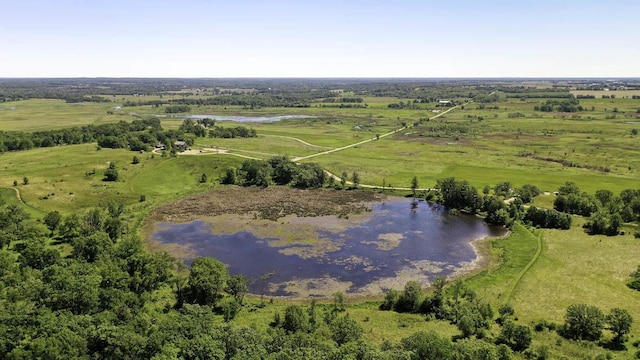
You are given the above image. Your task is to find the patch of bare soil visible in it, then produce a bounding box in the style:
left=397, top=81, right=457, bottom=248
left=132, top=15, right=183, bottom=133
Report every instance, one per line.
left=150, top=186, right=386, bottom=223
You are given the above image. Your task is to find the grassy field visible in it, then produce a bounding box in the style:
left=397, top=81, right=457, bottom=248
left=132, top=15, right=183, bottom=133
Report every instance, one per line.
left=0, top=144, right=243, bottom=214
left=0, top=99, right=133, bottom=131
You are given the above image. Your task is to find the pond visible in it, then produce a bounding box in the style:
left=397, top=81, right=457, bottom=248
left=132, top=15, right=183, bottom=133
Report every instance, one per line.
left=151, top=198, right=506, bottom=298
left=162, top=114, right=316, bottom=123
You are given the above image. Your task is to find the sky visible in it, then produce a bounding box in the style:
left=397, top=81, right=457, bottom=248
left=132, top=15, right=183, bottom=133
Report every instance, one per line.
left=1, top=0, right=639, bottom=78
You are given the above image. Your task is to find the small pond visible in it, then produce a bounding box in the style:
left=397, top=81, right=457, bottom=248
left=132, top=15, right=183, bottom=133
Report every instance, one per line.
left=161, top=114, right=316, bottom=123
left=151, top=199, right=506, bottom=297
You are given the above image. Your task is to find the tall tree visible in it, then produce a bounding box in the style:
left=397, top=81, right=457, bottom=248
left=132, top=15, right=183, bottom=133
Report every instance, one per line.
left=352, top=171, right=360, bottom=189
left=411, top=176, right=419, bottom=195
left=607, top=308, right=633, bottom=344
left=187, top=257, right=229, bottom=306
left=561, top=303, right=605, bottom=341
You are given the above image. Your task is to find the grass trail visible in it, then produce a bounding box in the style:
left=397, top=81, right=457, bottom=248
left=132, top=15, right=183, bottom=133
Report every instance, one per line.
left=502, top=227, right=543, bottom=304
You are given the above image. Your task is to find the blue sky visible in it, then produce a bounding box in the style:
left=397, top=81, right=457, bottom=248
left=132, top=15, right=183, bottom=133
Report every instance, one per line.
left=1, top=0, right=638, bottom=77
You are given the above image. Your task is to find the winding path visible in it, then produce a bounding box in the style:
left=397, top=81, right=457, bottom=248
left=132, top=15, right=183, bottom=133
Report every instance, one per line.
left=1, top=186, right=45, bottom=215
left=502, top=226, right=543, bottom=305
left=261, top=134, right=329, bottom=149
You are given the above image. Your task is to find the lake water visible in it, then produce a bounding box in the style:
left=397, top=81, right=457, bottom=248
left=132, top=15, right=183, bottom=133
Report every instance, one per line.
left=163, top=114, right=315, bottom=123
left=151, top=199, right=506, bottom=297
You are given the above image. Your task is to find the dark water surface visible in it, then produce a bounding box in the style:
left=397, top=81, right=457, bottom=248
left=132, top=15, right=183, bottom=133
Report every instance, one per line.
left=152, top=199, right=506, bottom=296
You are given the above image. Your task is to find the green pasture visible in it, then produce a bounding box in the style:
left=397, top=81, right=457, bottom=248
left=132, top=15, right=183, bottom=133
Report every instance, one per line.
left=0, top=144, right=243, bottom=214
left=510, top=218, right=640, bottom=325
left=0, top=99, right=133, bottom=131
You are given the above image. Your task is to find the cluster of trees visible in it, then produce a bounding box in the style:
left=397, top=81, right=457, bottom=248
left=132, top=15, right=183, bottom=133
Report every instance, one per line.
left=0, top=118, right=187, bottom=154
left=380, top=278, right=532, bottom=354
left=435, top=178, right=640, bottom=234
left=522, top=207, right=572, bottom=230
left=208, top=126, right=257, bottom=139
left=434, top=178, right=568, bottom=229
left=381, top=278, right=635, bottom=355
left=222, top=156, right=326, bottom=189
left=177, top=118, right=257, bottom=139
left=164, top=105, right=191, bottom=113
left=553, top=183, right=640, bottom=235
left=534, top=98, right=583, bottom=112
left=560, top=304, right=633, bottom=346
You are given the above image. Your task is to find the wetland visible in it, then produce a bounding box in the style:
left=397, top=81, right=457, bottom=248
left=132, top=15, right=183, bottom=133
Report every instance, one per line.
left=149, top=187, right=506, bottom=298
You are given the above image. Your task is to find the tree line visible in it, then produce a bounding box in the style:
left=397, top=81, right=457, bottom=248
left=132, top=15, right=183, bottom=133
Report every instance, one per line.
left=0, top=118, right=226, bottom=154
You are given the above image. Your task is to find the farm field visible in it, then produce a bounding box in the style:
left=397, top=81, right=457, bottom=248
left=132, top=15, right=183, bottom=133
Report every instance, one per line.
left=2, top=78, right=640, bottom=358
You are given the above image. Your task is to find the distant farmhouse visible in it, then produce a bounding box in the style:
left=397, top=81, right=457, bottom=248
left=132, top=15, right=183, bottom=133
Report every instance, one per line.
left=437, top=100, right=454, bottom=107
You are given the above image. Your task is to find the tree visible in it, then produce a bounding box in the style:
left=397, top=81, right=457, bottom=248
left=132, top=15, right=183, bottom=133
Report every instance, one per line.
left=332, top=291, right=345, bottom=312
left=103, top=161, right=119, bottom=181
left=437, top=177, right=482, bottom=214
left=340, top=171, right=348, bottom=189
left=628, top=265, right=640, bottom=291
left=41, top=262, right=101, bottom=314
left=457, top=315, right=476, bottom=338
left=595, top=189, right=614, bottom=207
left=71, top=231, right=113, bottom=262
left=221, top=168, right=237, bottom=185
left=411, top=176, right=419, bottom=195
left=497, top=320, right=532, bottom=352
left=494, top=182, right=511, bottom=197
left=22, top=176, right=29, bottom=185
left=561, top=303, right=605, bottom=341
left=380, top=289, right=399, bottom=311
left=395, top=281, right=422, bottom=313
left=352, top=171, right=360, bottom=189
left=16, top=237, right=60, bottom=269
left=516, top=184, right=540, bottom=203
left=132, top=155, right=140, bottom=164
left=187, top=257, right=229, bottom=306
left=199, top=173, right=208, bottom=184
left=269, top=156, right=296, bottom=185
left=329, top=315, right=363, bottom=345
left=226, top=274, right=248, bottom=305
left=239, top=159, right=271, bottom=187
left=401, top=331, right=453, bottom=360
left=558, top=181, right=580, bottom=196
left=607, top=308, right=633, bottom=344
left=282, top=305, right=309, bottom=333
left=43, top=210, right=62, bottom=234
left=454, top=338, right=501, bottom=359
